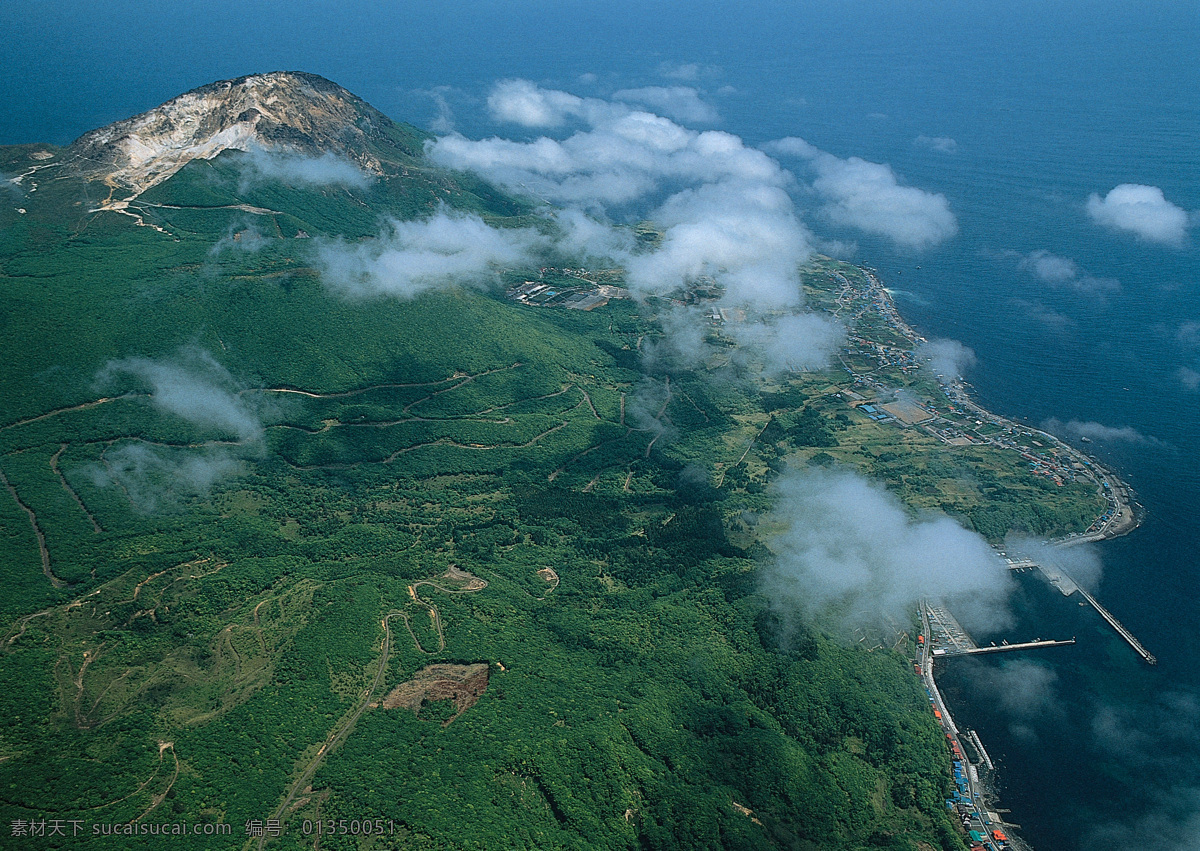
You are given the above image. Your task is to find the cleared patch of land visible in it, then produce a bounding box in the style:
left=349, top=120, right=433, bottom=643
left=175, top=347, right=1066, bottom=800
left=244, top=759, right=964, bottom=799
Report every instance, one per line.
left=380, top=662, right=490, bottom=726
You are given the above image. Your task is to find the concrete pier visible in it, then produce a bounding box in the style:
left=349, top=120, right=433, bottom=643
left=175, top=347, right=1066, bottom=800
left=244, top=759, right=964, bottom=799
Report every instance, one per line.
left=1024, top=561, right=1157, bottom=665
left=1074, top=584, right=1157, bottom=665
left=933, top=638, right=1075, bottom=657
left=968, top=730, right=994, bottom=772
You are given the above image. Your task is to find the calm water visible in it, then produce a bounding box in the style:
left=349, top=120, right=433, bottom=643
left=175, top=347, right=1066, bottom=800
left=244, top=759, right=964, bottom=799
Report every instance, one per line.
left=3, top=2, right=1198, bottom=848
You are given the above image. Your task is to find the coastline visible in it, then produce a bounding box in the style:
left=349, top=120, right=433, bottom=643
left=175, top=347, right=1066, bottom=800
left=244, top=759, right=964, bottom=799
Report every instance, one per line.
left=860, top=267, right=1143, bottom=545
left=858, top=265, right=1144, bottom=851
left=919, top=610, right=1034, bottom=851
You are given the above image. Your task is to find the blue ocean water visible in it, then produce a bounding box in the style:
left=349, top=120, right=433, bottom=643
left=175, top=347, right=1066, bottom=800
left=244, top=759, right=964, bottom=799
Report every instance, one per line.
left=2, top=2, right=1198, bottom=848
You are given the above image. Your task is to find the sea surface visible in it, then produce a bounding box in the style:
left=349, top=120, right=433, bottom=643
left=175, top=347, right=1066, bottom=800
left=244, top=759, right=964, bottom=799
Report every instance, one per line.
left=2, top=2, right=1198, bottom=848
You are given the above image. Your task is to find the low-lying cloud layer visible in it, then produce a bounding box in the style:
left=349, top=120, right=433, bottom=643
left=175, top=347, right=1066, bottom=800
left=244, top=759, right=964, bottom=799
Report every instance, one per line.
left=236, top=147, right=372, bottom=191
left=918, top=338, right=977, bottom=379
left=1087, top=688, right=1200, bottom=851
left=622, top=181, right=814, bottom=306
left=1043, top=417, right=1154, bottom=446
left=485, top=78, right=616, bottom=129
left=434, top=82, right=973, bottom=375
left=326, top=80, right=960, bottom=380
left=963, top=658, right=1065, bottom=743
left=914, top=135, right=958, bottom=154
left=1005, top=535, right=1105, bottom=592
left=209, top=221, right=270, bottom=258
left=433, top=92, right=783, bottom=210
left=1014, top=298, right=1075, bottom=330
left=316, top=211, right=545, bottom=299
left=95, top=443, right=243, bottom=513
left=1018, top=249, right=1120, bottom=296
left=762, top=468, right=1013, bottom=635
left=1091, top=787, right=1200, bottom=851
left=768, top=137, right=958, bottom=249
left=91, top=348, right=265, bottom=511
left=725, top=312, right=846, bottom=376
left=611, top=86, right=719, bottom=124
left=97, top=349, right=263, bottom=443
left=656, top=61, right=721, bottom=82
left=1086, top=184, right=1190, bottom=246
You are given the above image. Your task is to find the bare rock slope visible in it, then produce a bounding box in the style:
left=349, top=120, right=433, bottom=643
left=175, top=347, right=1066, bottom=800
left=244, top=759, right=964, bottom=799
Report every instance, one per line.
left=66, top=71, right=424, bottom=200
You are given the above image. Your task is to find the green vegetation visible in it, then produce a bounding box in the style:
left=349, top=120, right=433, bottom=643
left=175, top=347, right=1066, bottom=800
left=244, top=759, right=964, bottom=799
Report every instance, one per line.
left=0, top=121, right=1104, bottom=850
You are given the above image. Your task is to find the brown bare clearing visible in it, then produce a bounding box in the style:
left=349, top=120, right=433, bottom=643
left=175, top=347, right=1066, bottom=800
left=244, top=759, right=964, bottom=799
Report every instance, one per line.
left=381, top=663, right=489, bottom=726
left=442, top=564, right=487, bottom=591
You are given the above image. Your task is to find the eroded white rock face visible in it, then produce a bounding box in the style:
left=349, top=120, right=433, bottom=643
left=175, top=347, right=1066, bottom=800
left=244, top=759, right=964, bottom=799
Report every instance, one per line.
left=70, top=72, right=387, bottom=201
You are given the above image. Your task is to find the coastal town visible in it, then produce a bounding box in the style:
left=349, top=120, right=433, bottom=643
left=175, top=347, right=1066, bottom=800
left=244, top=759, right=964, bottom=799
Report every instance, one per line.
left=814, top=265, right=1138, bottom=542
left=919, top=601, right=1026, bottom=851
left=505, top=257, right=1139, bottom=550
left=827, top=269, right=1149, bottom=850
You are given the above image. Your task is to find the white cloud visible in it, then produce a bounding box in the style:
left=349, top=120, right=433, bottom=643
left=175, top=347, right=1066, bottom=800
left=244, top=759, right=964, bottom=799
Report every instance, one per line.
left=918, top=338, right=976, bottom=379
left=1178, top=322, right=1200, bottom=349
left=1014, top=299, right=1075, bottom=330
left=421, top=85, right=457, bottom=134
left=1018, top=250, right=1120, bottom=295
left=93, top=443, right=244, bottom=513
left=768, top=136, right=958, bottom=249
left=486, top=78, right=617, bottom=128
left=1086, top=184, right=1190, bottom=245
left=638, top=305, right=715, bottom=373
left=315, top=210, right=545, bottom=299
left=1177, top=367, right=1200, bottom=391
left=1043, top=417, right=1153, bottom=445
left=724, top=311, right=845, bottom=376
left=762, top=467, right=1013, bottom=634
left=423, top=82, right=892, bottom=381
left=1006, top=535, right=1105, bottom=592
left=1090, top=787, right=1200, bottom=851
left=92, top=348, right=265, bottom=511
left=551, top=207, right=638, bottom=264
left=237, top=147, right=371, bottom=191
left=970, top=658, right=1063, bottom=720
left=431, top=81, right=784, bottom=210
left=611, top=86, right=719, bottom=124
left=99, top=348, right=263, bottom=443
left=656, top=61, right=720, bottom=81
left=1086, top=687, right=1200, bottom=851
left=914, top=135, right=958, bottom=154
left=209, top=222, right=269, bottom=257
left=624, top=180, right=814, bottom=306
left=1021, top=249, right=1077, bottom=282
left=431, top=81, right=808, bottom=313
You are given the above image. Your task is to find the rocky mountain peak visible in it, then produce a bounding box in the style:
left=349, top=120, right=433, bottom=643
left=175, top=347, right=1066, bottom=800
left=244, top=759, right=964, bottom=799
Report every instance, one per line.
left=67, top=71, right=408, bottom=200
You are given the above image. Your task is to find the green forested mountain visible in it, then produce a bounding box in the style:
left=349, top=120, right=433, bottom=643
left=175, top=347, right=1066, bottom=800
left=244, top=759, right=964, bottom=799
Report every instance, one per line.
left=0, top=74, right=1043, bottom=850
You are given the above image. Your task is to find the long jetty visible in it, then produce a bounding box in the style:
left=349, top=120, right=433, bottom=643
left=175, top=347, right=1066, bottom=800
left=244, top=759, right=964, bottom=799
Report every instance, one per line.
left=1074, top=584, right=1157, bottom=665
left=933, top=638, right=1076, bottom=658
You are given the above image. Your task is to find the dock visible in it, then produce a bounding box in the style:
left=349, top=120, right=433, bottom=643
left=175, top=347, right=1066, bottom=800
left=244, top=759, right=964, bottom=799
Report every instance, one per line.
left=924, top=602, right=976, bottom=653
left=1018, top=560, right=1157, bottom=665
left=1074, top=584, right=1157, bottom=665
left=923, top=600, right=1073, bottom=660
left=967, top=729, right=994, bottom=771
left=933, top=638, right=1076, bottom=658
